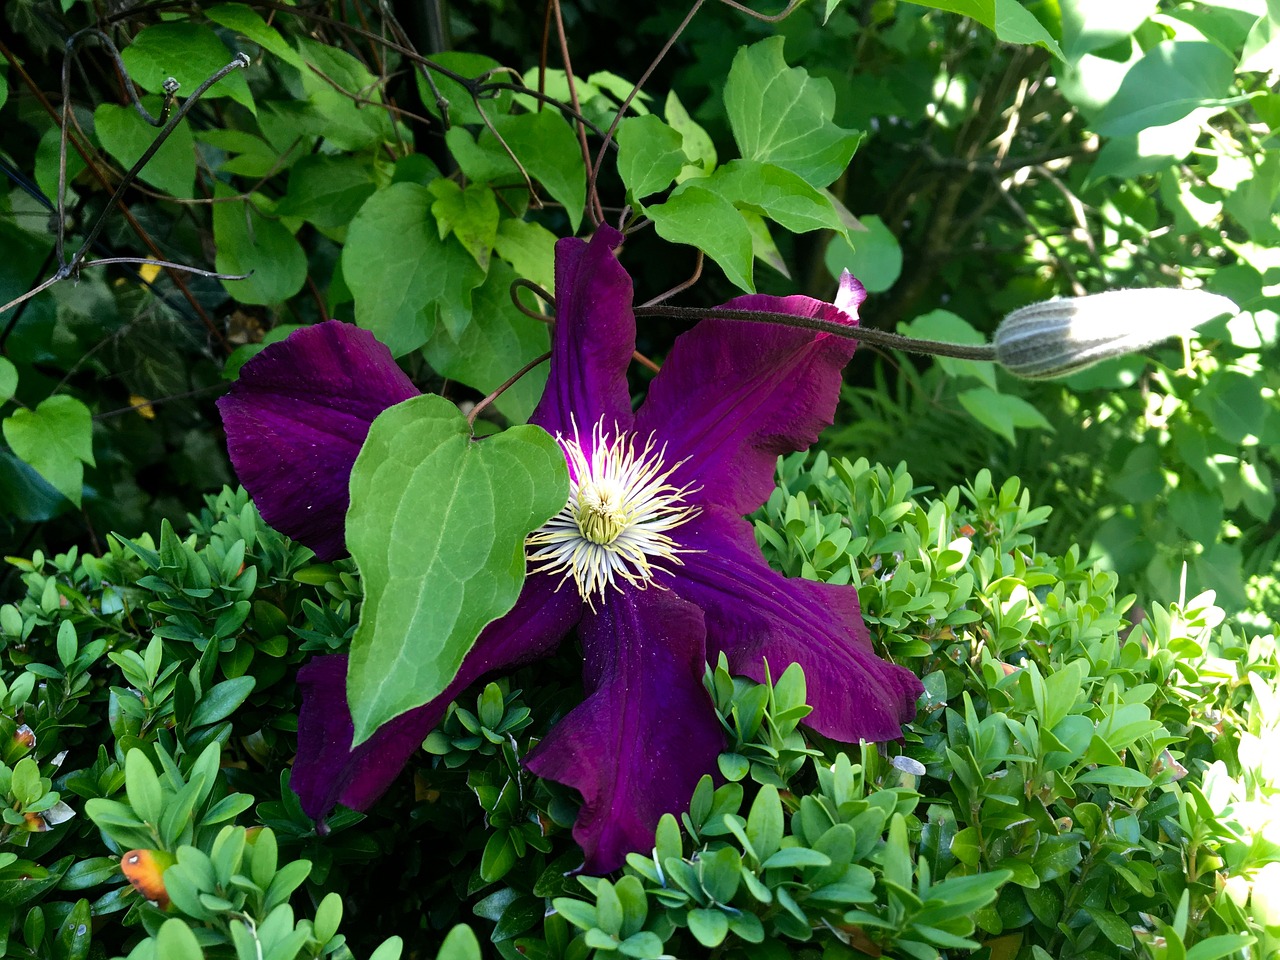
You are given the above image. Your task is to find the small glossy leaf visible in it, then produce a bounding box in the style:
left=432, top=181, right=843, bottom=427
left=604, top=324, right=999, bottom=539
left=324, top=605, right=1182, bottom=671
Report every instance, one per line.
left=687, top=908, right=729, bottom=947
left=435, top=924, right=482, bottom=960
left=188, top=677, right=256, bottom=728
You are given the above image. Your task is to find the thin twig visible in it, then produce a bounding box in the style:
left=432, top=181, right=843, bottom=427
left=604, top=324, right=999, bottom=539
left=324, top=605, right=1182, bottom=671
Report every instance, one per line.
left=81, top=257, right=249, bottom=280
left=550, top=0, right=601, bottom=227
left=589, top=0, right=706, bottom=218
left=639, top=250, right=703, bottom=307
left=467, top=352, right=553, bottom=429
left=511, top=279, right=556, bottom=321
left=714, top=0, right=804, bottom=22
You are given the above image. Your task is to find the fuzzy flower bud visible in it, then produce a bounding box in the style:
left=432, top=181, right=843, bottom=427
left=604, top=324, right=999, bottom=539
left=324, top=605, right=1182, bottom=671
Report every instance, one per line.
left=994, top=288, right=1237, bottom=380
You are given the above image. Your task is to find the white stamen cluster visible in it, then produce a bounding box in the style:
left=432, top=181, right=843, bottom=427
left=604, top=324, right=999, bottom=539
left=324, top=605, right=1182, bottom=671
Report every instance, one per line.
left=527, top=420, right=698, bottom=604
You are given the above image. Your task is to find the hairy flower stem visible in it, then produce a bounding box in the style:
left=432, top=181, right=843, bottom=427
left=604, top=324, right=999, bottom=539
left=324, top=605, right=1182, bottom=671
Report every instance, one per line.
left=635, top=305, right=999, bottom=362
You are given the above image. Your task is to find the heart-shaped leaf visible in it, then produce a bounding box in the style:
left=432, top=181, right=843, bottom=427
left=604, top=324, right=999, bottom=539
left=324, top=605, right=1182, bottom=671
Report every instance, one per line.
left=345, top=394, right=568, bottom=745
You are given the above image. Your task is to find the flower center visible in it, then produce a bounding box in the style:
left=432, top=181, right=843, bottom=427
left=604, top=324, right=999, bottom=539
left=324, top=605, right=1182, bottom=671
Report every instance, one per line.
left=527, top=419, right=698, bottom=604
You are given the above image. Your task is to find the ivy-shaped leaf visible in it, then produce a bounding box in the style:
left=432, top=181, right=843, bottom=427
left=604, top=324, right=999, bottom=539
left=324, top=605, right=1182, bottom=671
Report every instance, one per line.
left=616, top=114, right=686, bottom=206
left=2, top=395, right=95, bottom=506
left=648, top=184, right=754, bottom=292
left=94, top=100, right=196, bottom=199
left=724, top=38, right=862, bottom=189
left=342, top=182, right=486, bottom=353
left=491, top=111, right=587, bottom=232
left=424, top=260, right=551, bottom=424
left=429, top=180, right=500, bottom=270
left=120, top=22, right=254, bottom=112
left=213, top=186, right=307, bottom=305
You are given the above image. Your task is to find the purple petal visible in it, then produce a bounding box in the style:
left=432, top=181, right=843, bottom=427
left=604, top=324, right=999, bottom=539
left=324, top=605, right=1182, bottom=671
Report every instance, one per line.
left=524, top=587, right=723, bottom=874
left=668, top=505, right=921, bottom=743
left=529, top=226, right=636, bottom=438
left=217, top=321, right=419, bottom=561
left=292, top=571, right=582, bottom=819
left=633, top=273, right=867, bottom=516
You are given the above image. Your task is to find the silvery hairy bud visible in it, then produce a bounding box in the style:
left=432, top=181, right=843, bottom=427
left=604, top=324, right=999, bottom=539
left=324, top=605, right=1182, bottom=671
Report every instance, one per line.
left=994, top=289, right=1238, bottom=380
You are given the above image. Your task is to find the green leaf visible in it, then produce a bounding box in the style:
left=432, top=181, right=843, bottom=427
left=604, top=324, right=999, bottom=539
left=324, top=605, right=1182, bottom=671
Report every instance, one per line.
left=1059, top=0, right=1156, bottom=63
left=417, top=52, right=511, bottom=127
left=274, top=155, right=378, bottom=230
left=1073, top=765, right=1152, bottom=787
left=297, top=39, right=394, bottom=151
left=345, top=394, right=569, bottom=744
left=155, top=918, right=204, bottom=960
left=745, top=784, right=783, bottom=863
left=724, top=37, right=861, bottom=188
left=687, top=908, right=729, bottom=947
left=435, top=924, right=482, bottom=960
left=1094, top=42, right=1239, bottom=136
left=94, top=101, right=196, bottom=199
left=956, top=387, right=1053, bottom=443
left=124, top=750, right=163, bottom=826
left=429, top=180, right=500, bottom=270
left=479, top=830, right=518, bottom=883
left=0, top=358, right=16, bottom=405
left=665, top=90, right=716, bottom=176
left=423, top=260, right=550, bottom=424
left=617, top=114, right=686, bottom=205
left=649, top=185, right=754, bottom=292
left=206, top=4, right=305, bottom=69
left=494, top=218, right=558, bottom=295
left=491, top=111, right=587, bottom=232
left=709, top=159, right=849, bottom=237
left=212, top=187, right=307, bottom=305
left=189, top=677, right=256, bottom=728
left=824, top=215, right=903, bottom=294
left=343, top=183, right=485, bottom=353
left=1186, top=934, right=1259, bottom=960
left=120, top=22, right=253, bottom=112
left=2, top=395, right=95, bottom=506
left=1241, top=0, right=1280, bottom=73
left=761, top=847, right=832, bottom=870
left=618, top=931, right=664, bottom=959
left=903, top=0, right=1064, bottom=57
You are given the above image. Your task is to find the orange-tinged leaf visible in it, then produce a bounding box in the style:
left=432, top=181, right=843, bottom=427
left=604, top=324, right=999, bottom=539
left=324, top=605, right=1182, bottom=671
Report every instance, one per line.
left=121, top=849, right=175, bottom=908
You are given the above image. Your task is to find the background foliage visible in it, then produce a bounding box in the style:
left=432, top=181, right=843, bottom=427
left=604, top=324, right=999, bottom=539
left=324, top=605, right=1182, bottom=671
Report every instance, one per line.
left=0, top=0, right=1277, bottom=957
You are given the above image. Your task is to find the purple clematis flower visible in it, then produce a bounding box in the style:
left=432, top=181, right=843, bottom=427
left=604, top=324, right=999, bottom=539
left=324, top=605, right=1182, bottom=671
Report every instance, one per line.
left=217, top=226, right=923, bottom=873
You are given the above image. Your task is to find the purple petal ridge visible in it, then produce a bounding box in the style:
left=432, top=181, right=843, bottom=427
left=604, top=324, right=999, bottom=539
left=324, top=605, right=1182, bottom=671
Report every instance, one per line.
left=292, top=571, right=582, bottom=819
left=634, top=288, right=861, bottom=517
left=530, top=226, right=636, bottom=438
left=669, top=508, right=922, bottom=742
left=525, top=588, right=723, bottom=874
left=217, top=321, right=419, bottom=560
